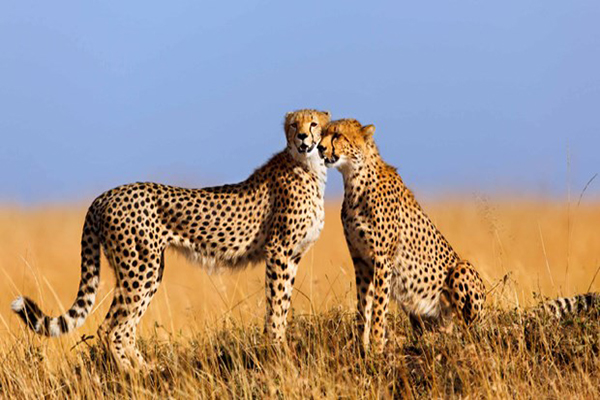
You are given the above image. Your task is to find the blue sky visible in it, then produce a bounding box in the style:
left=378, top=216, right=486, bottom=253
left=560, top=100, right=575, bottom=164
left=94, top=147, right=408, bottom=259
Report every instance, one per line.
left=1, top=1, right=599, bottom=204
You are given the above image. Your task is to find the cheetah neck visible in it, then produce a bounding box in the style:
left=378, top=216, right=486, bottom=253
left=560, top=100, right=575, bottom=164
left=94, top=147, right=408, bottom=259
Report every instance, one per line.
left=286, top=147, right=327, bottom=190
left=340, top=151, right=385, bottom=197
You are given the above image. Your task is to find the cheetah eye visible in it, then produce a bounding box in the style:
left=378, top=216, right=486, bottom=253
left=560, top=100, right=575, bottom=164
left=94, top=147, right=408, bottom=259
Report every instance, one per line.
left=310, top=122, right=318, bottom=127
left=290, top=123, right=298, bottom=130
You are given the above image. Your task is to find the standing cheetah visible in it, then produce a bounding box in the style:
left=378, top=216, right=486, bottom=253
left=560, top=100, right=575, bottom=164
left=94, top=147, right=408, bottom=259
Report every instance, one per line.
left=318, top=118, right=599, bottom=353
left=12, top=109, right=331, bottom=369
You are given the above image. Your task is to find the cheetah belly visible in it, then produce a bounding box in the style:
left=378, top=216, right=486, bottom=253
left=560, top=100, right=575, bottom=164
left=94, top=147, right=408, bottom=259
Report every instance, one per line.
left=169, top=221, right=269, bottom=273
left=391, top=253, right=444, bottom=318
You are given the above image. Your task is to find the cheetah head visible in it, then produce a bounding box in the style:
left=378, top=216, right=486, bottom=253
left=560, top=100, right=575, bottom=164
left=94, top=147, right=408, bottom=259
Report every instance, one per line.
left=284, top=109, right=331, bottom=158
left=317, top=118, right=375, bottom=170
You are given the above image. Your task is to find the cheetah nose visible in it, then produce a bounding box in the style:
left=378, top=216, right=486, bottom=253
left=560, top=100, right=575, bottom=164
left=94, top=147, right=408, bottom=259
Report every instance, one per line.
left=297, top=133, right=308, bottom=140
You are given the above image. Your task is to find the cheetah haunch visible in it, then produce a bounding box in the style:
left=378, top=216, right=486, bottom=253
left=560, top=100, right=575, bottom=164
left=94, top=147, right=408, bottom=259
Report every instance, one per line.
left=12, top=109, right=331, bottom=369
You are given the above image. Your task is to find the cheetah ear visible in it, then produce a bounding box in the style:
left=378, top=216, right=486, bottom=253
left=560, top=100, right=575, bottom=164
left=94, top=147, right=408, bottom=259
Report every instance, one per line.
left=284, top=112, right=294, bottom=129
left=320, top=110, right=331, bottom=124
left=361, top=124, right=375, bottom=138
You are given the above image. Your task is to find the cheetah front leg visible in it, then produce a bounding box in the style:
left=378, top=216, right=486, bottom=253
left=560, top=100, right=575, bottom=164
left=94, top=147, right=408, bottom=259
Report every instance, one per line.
left=264, top=254, right=299, bottom=343
left=370, top=257, right=393, bottom=354
left=352, top=256, right=375, bottom=351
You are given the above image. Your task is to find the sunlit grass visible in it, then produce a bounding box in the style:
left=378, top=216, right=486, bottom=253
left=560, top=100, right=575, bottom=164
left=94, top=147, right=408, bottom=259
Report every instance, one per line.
left=1, top=199, right=599, bottom=398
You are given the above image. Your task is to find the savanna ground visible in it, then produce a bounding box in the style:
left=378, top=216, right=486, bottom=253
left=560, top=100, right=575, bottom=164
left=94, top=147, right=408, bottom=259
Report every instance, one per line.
left=0, top=198, right=599, bottom=398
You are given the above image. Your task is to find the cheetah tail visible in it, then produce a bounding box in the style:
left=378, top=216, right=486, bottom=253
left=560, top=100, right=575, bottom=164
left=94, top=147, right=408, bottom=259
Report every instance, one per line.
left=535, top=292, right=600, bottom=318
left=11, top=212, right=101, bottom=337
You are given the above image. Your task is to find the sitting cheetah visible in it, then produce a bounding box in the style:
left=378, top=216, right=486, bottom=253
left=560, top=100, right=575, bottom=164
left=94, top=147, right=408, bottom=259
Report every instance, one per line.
left=318, top=118, right=599, bottom=353
left=317, top=118, right=486, bottom=352
left=12, top=109, right=331, bottom=369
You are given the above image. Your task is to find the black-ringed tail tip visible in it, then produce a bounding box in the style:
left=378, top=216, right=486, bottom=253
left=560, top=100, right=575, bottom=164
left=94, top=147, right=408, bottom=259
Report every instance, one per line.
left=10, top=295, right=68, bottom=337
left=11, top=296, right=45, bottom=333
left=11, top=296, right=25, bottom=312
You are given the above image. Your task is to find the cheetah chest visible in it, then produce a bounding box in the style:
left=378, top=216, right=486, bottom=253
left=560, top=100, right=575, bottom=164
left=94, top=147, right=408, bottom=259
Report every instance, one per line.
left=293, top=169, right=327, bottom=257
left=296, top=198, right=325, bottom=257
left=341, top=206, right=374, bottom=257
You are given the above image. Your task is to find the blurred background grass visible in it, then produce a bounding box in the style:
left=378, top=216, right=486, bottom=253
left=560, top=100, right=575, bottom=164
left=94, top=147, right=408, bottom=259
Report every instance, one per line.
left=2, top=198, right=600, bottom=398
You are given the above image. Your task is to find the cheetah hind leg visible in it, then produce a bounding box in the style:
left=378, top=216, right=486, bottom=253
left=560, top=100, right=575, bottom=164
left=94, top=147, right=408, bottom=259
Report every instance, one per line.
left=99, top=252, right=165, bottom=371
left=93, top=283, right=139, bottom=370
left=94, top=286, right=124, bottom=368
left=94, top=253, right=144, bottom=370
left=105, top=283, right=162, bottom=370
left=122, top=252, right=165, bottom=371
left=441, top=260, right=486, bottom=327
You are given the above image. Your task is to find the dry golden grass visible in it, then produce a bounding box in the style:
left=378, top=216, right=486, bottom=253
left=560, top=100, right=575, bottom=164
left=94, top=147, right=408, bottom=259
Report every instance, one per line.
left=1, top=198, right=599, bottom=398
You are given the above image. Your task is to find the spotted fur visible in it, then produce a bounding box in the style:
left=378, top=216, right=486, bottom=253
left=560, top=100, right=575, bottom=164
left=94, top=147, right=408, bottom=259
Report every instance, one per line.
left=318, top=119, right=486, bottom=352
left=12, top=109, right=331, bottom=369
